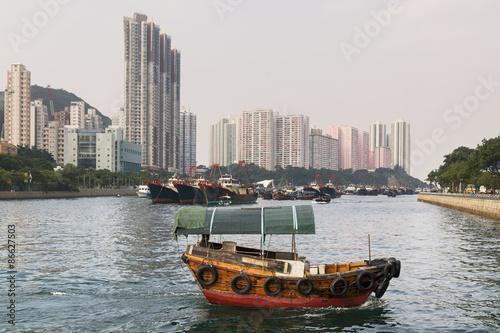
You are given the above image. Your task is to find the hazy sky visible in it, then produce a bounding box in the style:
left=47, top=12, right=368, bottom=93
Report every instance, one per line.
left=1, top=0, right=499, bottom=180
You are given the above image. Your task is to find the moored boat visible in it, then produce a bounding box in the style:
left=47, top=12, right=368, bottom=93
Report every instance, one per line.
left=320, top=174, right=341, bottom=198
left=174, top=205, right=401, bottom=308
left=175, top=166, right=208, bottom=204
left=345, top=184, right=356, bottom=195
left=136, top=184, right=150, bottom=198
left=146, top=180, right=180, bottom=203
left=217, top=161, right=258, bottom=204
left=303, top=174, right=323, bottom=198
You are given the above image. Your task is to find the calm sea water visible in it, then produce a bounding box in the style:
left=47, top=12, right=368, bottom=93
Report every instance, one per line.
left=0, top=194, right=499, bottom=332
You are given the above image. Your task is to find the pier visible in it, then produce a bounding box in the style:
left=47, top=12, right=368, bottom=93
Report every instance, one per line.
left=418, top=192, right=500, bottom=220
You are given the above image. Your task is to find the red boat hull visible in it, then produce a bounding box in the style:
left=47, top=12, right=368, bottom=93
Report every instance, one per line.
left=202, top=288, right=374, bottom=308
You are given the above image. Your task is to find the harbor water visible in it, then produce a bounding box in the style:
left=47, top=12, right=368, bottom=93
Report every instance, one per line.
left=1, top=195, right=499, bottom=332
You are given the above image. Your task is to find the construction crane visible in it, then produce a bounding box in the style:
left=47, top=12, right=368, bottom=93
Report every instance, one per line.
left=47, top=85, right=55, bottom=119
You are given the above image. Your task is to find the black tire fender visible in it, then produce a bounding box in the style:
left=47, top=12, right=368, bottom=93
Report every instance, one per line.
left=330, top=277, right=348, bottom=296
left=393, top=260, right=401, bottom=278
left=263, top=276, right=282, bottom=296
left=375, top=278, right=390, bottom=298
left=296, top=278, right=314, bottom=296
left=231, top=274, right=252, bottom=294
left=383, top=263, right=394, bottom=280
left=355, top=270, right=375, bottom=292
left=196, top=265, right=218, bottom=287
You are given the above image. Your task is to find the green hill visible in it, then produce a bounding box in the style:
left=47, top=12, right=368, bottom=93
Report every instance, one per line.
left=0, top=86, right=111, bottom=131
left=30, top=85, right=111, bottom=127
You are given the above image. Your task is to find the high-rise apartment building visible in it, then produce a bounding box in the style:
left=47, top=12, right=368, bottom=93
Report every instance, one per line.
left=276, top=114, right=310, bottom=168
left=4, top=63, right=31, bottom=146
left=368, top=121, right=388, bottom=151
left=209, top=115, right=239, bottom=167
left=390, top=118, right=411, bottom=174
left=123, top=13, right=180, bottom=172
left=43, top=121, right=65, bottom=166
left=309, top=128, right=339, bottom=170
left=29, top=99, right=48, bottom=149
left=239, top=109, right=277, bottom=170
left=374, top=146, right=392, bottom=169
left=179, top=110, right=196, bottom=175
left=326, top=125, right=359, bottom=171
left=358, top=130, right=369, bottom=170
left=70, top=101, right=85, bottom=128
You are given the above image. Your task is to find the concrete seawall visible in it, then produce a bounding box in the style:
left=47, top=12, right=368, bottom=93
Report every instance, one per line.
left=418, top=193, right=500, bottom=220
left=0, top=188, right=137, bottom=200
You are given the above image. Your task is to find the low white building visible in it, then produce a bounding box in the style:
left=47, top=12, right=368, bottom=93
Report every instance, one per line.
left=64, top=126, right=141, bottom=173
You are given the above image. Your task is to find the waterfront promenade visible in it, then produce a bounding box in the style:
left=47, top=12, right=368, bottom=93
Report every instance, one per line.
left=418, top=192, right=500, bottom=220
left=0, top=188, right=137, bottom=200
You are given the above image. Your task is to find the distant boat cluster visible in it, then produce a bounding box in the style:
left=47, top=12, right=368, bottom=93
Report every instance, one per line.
left=138, top=170, right=420, bottom=204
left=138, top=162, right=258, bottom=205
left=258, top=174, right=419, bottom=202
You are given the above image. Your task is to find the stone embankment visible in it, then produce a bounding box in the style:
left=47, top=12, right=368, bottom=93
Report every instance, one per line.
left=0, top=188, right=137, bottom=200
left=418, top=192, right=500, bottom=220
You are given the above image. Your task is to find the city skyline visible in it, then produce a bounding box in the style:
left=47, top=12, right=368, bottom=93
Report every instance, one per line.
left=1, top=1, right=499, bottom=180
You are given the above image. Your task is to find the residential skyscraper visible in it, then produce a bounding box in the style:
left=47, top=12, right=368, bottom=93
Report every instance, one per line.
left=4, top=63, right=31, bottom=146
left=276, top=114, right=310, bottom=168
left=123, top=13, right=180, bottom=171
left=368, top=121, right=387, bottom=151
left=179, top=110, right=196, bottom=175
left=239, top=109, right=277, bottom=170
left=358, top=130, right=369, bottom=170
left=390, top=118, right=411, bottom=174
left=29, top=99, right=48, bottom=149
left=70, top=101, right=85, bottom=128
left=43, top=121, right=65, bottom=166
left=209, top=115, right=239, bottom=167
left=326, top=125, right=359, bottom=171
left=309, top=128, right=339, bottom=170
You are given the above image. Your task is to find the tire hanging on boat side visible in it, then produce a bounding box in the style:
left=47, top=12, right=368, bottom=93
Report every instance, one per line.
left=355, top=270, right=375, bottom=292
left=231, top=274, right=252, bottom=294
left=296, top=278, right=314, bottom=296
left=375, top=278, right=390, bottom=298
left=330, top=277, right=348, bottom=296
left=196, top=265, right=218, bottom=287
left=263, top=276, right=282, bottom=296
left=383, top=263, right=394, bottom=280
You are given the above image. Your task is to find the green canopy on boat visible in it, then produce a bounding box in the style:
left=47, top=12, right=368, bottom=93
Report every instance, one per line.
left=173, top=205, right=315, bottom=238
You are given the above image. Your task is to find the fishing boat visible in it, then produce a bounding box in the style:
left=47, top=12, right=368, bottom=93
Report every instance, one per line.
left=217, top=161, right=258, bottom=204
left=146, top=180, right=180, bottom=204
left=175, top=166, right=208, bottom=205
left=174, top=205, right=401, bottom=308
left=320, top=174, right=341, bottom=198
left=345, top=184, right=356, bottom=195
left=303, top=175, right=323, bottom=198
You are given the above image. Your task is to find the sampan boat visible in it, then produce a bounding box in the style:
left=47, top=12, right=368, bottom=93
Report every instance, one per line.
left=173, top=205, right=400, bottom=308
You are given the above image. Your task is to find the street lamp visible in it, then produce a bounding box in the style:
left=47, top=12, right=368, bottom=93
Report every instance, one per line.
left=474, top=176, right=478, bottom=194
left=460, top=178, right=463, bottom=194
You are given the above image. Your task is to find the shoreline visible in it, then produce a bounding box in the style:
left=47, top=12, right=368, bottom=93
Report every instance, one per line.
left=418, top=192, right=500, bottom=220
left=0, top=188, right=137, bottom=200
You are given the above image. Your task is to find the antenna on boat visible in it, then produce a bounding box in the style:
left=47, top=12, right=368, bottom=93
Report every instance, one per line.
left=368, top=234, right=371, bottom=265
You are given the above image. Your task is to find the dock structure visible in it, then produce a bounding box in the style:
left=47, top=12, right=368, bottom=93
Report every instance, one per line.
left=418, top=193, right=500, bottom=220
